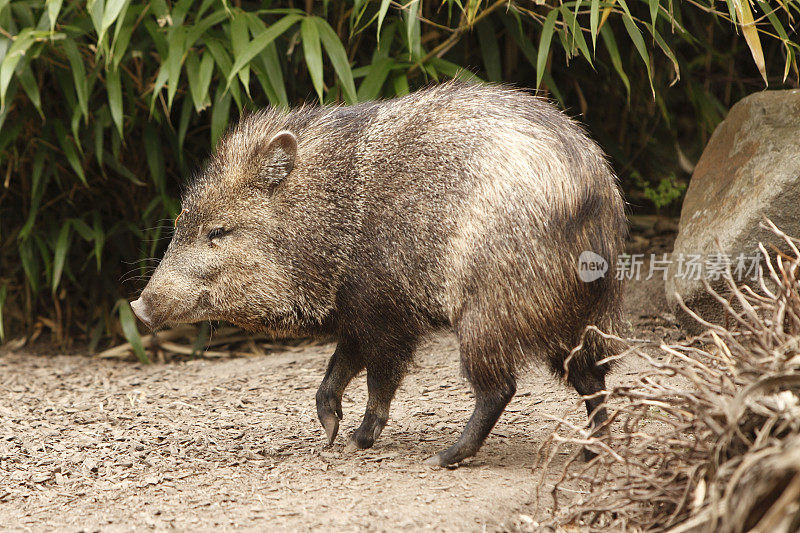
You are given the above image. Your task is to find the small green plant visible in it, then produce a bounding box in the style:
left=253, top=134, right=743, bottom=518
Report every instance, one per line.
left=632, top=172, right=687, bottom=211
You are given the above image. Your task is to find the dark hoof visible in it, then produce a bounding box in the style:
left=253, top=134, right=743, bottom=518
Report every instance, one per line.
left=344, top=429, right=377, bottom=453
left=344, top=438, right=362, bottom=454
left=424, top=448, right=469, bottom=468
left=423, top=454, right=446, bottom=467
left=347, top=413, right=387, bottom=451
left=320, top=414, right=339, bottom=445
left=316, top=390, right=343, bottom=444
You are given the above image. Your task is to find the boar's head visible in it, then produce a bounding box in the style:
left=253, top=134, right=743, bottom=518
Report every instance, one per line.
left=131, top=124, right=333, bottom=334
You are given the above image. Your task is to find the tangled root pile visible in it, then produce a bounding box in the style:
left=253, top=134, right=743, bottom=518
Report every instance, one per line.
left=537, top=221, right=800, bottom=532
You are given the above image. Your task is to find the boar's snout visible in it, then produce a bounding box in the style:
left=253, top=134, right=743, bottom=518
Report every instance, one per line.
left=130, top=296, right=155, bottom=329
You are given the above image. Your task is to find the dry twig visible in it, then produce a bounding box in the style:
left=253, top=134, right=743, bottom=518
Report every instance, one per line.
left=538, top=222, right=800, bottom=532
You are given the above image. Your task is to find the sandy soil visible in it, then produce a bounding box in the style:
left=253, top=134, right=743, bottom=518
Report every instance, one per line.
left=0, top=241, right=683, bottom=531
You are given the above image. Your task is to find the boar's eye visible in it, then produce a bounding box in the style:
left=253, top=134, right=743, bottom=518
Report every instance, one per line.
left=207, top=227, right=228, bottom=241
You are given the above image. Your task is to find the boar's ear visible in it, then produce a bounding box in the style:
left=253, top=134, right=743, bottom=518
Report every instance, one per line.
left=257, top=130, right=297, bottom=189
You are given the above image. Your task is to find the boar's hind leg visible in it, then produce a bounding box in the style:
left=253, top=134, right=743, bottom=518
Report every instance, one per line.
left=346, top=341, right=413, bottom=451
left=316, top=336, right=365, bottom=444
left=424, top=375, right=516, bottom=467
left=564, top=356, right=609, bottom=461
left=425, top=318, right=517, bottom=467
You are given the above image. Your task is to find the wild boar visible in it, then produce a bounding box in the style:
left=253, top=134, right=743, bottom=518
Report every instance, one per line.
left=131, top=82, right=627, bottom=466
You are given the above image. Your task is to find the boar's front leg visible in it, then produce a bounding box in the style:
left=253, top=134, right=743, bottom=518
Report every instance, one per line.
left=346, top=340, right=414, bottom=451
left=316, top=335, right=364, bottom=444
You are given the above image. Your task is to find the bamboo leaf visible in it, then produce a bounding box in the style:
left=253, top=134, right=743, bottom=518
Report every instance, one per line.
left=46, top=0, right=63, bottom=33
left=185, top=50, right=201, bottom=109
left=619, top=4, right=654, bottom=96
left=735, top=0, right=767, bottom=85
left=373, top=20, right=397, bottom=60
left=191, top=321, right=211, bottom=356
left=87, top=0, right=104, bottom=39
left=150, top=0, right=170, bottom=25
left=186, top=9, right=230, bottom=48
left=301, top=16, right=324, bottom=102
left=206, top=38, right=243, bottom=109
left=724, top=0, right=738, bottom=24
left=36, top=236, right=53, bottom=290
left=405, top=0, right=421, bottom=60
left=243, top=13, right=287, bottom=107
left=150, top=66, right=169, bottom=112
left=756, top=0, right=788, bottom=81
left=466, top=0, right=480, bottom=24
left=143, top=124, right=166, bottom=194
left=250, top=60, right=279, bottom=106
left=187, top=49, right=214, bottom=113
left=0, top=29, right=36, bottom=109
left=350, top=0, right=370, bottom=33
left=428, top=58, right=480, bottom=81
left=476, top=19, right=502, bottom=82
left=757, top=0, right=790, bottom=41
left=53, top=121, right=87, bottom=185
left=260, top=43, right=287, bottom=107
left=18, top=63, right=42, bottom=117
left=357, top=57, right=393, bottom=101
left=52, top=221, right=72, bottom=293
left=197, top=51, right=214, bottom=111
left=118, top=299, right=150, bottom=364
left=314, top=16, right=357, bottom=104
left=19, top=240, right=40, bottom=294
left=111, top=5, right=136, bottom=69
left=172, top=0, right=195, bottom=27
left=536, top=9, right=559, bottom=89
left=166, top=26, right=187, bottom=109
left=646, top=23, right=680, bottom=84
left=19, top=149, right=47, bottom=241
left=590, top=0, right=600, bottom=51
left=600, top=24, right=630, bottom=99
left=560, top=5, right=593, bottom=65
left=92, top=212, right=104, bottom=270
left=107, top=66, right=124, bottom=136
left=62, top=39, right=89, bottom=121
left=377, top=0, right=392, bottom=40
left=100, top=0, right=130, bottom=42
left=178, top=93, right=192, bottom=152
left=70, top=218, right=94, bottom=240
left=71, top=105, right=83, bottom=154
left=211, top=86, right=231, bottom=146
left=599, top=0, right=617, bottom=30
left=227, top=14, right=301, bottom=86
left=230, top=11, right=251, bottom=96
left=93, top=112, right=104, bottom=167
left=391, top=72, right=409, bottom=96
left=648, top=0, right=660, bottom=26
left=88, top=319, right=104, bottom=353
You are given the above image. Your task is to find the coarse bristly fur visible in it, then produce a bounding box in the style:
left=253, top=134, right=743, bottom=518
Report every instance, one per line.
left=131, top=81, right=628, bottom=466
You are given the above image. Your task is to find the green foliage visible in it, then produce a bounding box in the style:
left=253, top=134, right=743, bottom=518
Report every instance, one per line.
left=632, top=171, right=686, bottom=211
left=0, top=0, right=797, bottom=345
left=116, top=298, right=149, bottom=363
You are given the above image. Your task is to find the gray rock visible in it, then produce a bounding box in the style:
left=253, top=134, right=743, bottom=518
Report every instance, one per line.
left=665, top=89, right=800, bottom=332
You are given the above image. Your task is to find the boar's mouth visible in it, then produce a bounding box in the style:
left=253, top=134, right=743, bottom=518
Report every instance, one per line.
left=130, top=292, right=208, bottom=331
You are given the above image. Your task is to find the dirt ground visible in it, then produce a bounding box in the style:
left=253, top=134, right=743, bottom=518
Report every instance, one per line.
left=1, top=235, right=683, bottom=532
